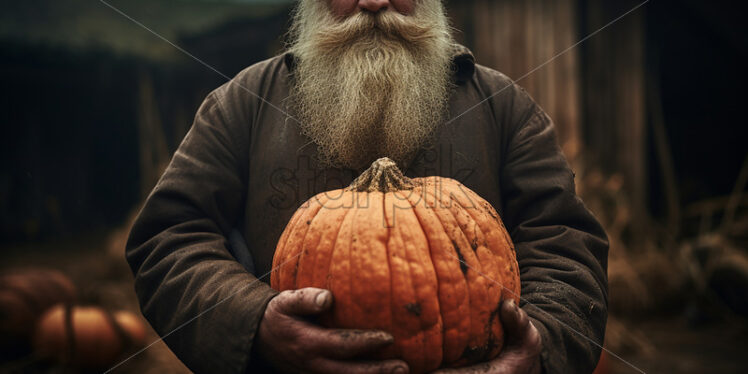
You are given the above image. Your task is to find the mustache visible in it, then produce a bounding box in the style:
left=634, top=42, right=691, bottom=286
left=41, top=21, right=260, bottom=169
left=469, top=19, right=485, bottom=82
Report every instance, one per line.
left=311, top=10, right=446, bottom=51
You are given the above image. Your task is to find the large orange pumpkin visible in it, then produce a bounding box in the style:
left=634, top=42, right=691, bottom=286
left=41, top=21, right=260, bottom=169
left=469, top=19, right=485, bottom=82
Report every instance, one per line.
left=271, top=158, right=520, bottom=373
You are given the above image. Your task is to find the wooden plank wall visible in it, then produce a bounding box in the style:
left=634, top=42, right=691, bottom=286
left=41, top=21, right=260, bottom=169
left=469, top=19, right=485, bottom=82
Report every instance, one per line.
left=449, top=0, right=648, bottom=238
left=581, top=0, right=648, bottom=239
left=457, top=0, right=582, bottom=161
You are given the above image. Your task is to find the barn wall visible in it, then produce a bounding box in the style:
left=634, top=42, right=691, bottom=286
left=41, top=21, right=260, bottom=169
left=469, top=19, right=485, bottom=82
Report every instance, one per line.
left=452, top=0, right=582, bottom=159
left=449, top=0, right=649, bottom=237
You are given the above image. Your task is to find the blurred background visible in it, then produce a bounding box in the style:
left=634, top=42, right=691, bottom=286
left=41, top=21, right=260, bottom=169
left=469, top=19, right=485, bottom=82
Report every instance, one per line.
left=1, top=0, right=746, bottom=373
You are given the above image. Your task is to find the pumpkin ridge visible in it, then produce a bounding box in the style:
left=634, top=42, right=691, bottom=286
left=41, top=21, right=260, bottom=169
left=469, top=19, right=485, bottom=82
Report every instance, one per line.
left=295, top=205, right=325, bottom=289
left=350, top=193, right=364, bottom=323
left=381, top=190, right=395, bottom=359
left=288, top=199, right=321, bottom=289
left=444, top=192, right=504, bottom=361
left=351, top=191, right=391, bottom=330
left=397, top=194, right=431, bottom=374
left=394, top=190, right=443, bottom=373
left=311, top=191, right=351, bottom=290
left=442, top=183, right=521, bottom=302
left=417, top=184, right=477, bottom=354
left=421, top=184, right=490, bottom=362
left=328, top=197, right=357, bottom=327
left=440, top=183, right=521, bottom=359
left=402, top=187, right=470, bottom=366
left=296, top=191, right=350, bottom=289
left=385, top=192, right=423, bottom=371
left=461, top=188, right=521, bottom=296
left=459, top=187, right=516, bottom=257
left=440, top=191, right=496, bottom=357
left=272, top=197, right=314, bottom=287
left=349, top=192, right=367, bottom=325
left=278, top=194, right=329, bottom=290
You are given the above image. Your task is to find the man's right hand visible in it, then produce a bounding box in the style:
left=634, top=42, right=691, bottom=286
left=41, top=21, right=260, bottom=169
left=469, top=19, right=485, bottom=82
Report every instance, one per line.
left=255, top=287, right=410, bottom=374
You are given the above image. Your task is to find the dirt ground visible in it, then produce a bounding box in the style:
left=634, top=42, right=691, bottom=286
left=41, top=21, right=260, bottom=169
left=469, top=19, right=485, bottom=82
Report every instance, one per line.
left=2, top=231, right=747, bottom=373
left=607, top=318, right=748, bottom=373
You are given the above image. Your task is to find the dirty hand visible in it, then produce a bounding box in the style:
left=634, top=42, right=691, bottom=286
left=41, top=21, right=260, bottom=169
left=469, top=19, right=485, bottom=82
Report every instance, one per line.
left=431, top=299, right=542, bottom=374
left=255, top=287, right=410, bottom=374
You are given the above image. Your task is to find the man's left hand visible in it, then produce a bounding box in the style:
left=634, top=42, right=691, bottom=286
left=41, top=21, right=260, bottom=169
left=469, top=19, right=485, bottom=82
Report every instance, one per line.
left=431, top=299, right=542, bottom=374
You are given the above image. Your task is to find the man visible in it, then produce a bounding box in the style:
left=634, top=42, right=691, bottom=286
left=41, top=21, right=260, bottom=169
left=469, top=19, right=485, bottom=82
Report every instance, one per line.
left=126, top=0, right=608, bottom=373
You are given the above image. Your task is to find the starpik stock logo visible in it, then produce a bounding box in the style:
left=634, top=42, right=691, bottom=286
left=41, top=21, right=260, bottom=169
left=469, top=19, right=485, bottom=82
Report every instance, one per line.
left=267, top=145, right=478, bottom=227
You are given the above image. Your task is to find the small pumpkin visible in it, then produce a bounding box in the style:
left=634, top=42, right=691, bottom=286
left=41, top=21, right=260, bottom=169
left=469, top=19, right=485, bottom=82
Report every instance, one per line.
left=0, top=268, right=76, bottom=358
left=32, top=304, right=147, bottom=370
left=271, top=158, right=520, bottom=373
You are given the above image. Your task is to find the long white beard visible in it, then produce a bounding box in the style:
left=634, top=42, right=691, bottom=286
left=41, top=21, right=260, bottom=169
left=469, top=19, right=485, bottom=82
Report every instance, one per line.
left=287, top=0, right=455, bottom=170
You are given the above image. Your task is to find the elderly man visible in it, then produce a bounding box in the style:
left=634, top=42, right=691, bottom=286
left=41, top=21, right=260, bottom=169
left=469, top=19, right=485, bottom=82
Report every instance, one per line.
left=126, top=0, right=609, bottom=373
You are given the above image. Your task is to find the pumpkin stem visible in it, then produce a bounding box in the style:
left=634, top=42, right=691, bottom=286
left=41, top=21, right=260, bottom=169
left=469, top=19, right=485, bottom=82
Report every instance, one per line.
left=348, top=157, right=415, bottom=192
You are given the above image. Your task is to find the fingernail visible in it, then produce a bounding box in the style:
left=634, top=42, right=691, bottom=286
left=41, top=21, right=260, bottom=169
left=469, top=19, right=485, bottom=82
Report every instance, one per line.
left=391, top=366, right=406, bottom=374
left=315, top=291, right=329, bottom=307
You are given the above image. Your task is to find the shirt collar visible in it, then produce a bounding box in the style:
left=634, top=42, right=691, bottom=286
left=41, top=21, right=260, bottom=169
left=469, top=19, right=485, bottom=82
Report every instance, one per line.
left=283, top=43, right=476, bottom=84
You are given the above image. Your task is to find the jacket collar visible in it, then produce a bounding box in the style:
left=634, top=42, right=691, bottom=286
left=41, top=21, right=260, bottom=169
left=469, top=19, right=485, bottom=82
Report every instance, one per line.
left=283, top=43, right=476, bottom=84
left=449, top=43, right=476, bottom=84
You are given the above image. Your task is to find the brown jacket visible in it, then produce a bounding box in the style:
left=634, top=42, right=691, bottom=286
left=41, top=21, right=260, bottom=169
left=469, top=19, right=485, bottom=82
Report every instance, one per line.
left=126, top=46, right=608, bottom=374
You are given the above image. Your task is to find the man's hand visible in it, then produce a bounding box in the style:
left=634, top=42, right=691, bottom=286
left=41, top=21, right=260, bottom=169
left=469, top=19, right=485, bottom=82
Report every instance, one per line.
left=432, top=300, right=542, bottom=374
left=255, top=287, right=410, bottom=374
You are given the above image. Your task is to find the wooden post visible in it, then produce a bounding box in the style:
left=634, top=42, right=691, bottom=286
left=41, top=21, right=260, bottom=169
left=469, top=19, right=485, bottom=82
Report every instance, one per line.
left=581, top=0, right=648, bottom=243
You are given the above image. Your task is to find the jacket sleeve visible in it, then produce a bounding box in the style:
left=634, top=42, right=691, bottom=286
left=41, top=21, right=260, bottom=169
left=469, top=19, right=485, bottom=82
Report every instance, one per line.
left=125, top=89, right=278, bottom=374
left=500, top=103, right=609, bottom=373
